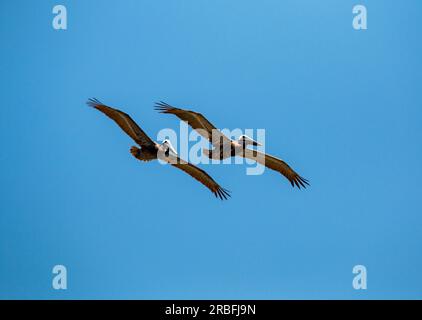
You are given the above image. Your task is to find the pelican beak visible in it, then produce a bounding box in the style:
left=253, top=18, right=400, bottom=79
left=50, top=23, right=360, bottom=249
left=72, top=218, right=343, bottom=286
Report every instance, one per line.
left=168, top=144, right=178, bottom=155
left=252, top=140, right=262, bottom=147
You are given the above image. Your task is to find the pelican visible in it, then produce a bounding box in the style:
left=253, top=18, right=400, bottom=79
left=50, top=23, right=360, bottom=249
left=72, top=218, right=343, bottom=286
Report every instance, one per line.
left=155, top=101, right=309, bottom=189
left=87, top=98, right=230, bottom=200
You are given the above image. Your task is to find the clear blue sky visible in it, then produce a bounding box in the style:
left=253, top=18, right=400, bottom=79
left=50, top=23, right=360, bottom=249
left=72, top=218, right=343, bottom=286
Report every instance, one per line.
left=1, top=0, right=421, bottom=299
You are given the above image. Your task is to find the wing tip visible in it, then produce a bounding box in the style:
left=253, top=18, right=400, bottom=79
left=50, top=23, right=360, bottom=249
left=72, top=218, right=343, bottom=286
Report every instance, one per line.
left=154, top=101, right=174, bottom=113
left=292, top=175, right=310, bottom=189
left=214, top=187, right=231, bottom=200
left=87, top=97, right=103, bottom=108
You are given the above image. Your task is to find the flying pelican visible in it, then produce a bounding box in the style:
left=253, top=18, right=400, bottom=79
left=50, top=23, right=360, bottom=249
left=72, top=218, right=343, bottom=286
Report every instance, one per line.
left=155, top=101, right=309, bottom=189
left=87, top=98, right=230, bottom=200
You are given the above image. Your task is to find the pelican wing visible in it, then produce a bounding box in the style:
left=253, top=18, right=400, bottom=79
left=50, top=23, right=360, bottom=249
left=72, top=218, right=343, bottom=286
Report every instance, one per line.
left=155, top=101, right=232, bottom=146
left=163, top=154, right=231, bottom=200
left=88, top=98, right=155, bottom=147
left=241, top=149, right=309, bottom=189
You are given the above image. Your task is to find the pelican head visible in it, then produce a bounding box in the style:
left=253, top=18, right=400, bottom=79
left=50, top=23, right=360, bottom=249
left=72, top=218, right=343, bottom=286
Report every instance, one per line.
left=162, top=139, right=178, bottom=155
left=238, top=134, right=261, bottom=147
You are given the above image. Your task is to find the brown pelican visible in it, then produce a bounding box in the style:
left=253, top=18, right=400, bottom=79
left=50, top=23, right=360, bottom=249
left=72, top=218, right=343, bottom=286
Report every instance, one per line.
left=87, top=98, right=230, bottom=200
left=155, top=101, right=309, bottom=189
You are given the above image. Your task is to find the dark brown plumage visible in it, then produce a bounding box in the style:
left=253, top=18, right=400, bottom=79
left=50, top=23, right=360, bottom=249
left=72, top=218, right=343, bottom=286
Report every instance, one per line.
left=88, top=98, right=230, bottom=200
left=156, top=101, right=309, bottom=189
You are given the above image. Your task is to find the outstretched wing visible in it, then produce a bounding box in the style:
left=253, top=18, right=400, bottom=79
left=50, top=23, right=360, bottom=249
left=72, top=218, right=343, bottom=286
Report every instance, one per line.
left=163, top=153, right=231, bottom=200
left=155, top=101, right=232, bottom=146
left=88, top=98, right=155, bottom=147
left=241, top=149, right=309, bottom=189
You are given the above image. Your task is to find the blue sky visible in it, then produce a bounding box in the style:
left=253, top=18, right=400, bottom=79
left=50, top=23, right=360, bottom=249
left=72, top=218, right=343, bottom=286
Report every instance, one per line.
left=1, top=0, right=421, bottom=299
